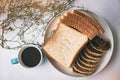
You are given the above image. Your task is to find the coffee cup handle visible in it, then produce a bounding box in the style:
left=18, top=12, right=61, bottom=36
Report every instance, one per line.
left=11, top=58, right=19, bottom=64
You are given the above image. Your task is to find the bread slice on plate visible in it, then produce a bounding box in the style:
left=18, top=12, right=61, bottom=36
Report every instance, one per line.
left=71, top=10, right=105, bottom=34
left=90, top=36, right=111, bottom=52
left=60, top=12, right=96, bottom=40
left=42, top=23, right=88, bottom=68
left=59, top=10, right=105, bottom=40
left=85, top=43, right=104, bottom=57
left=75, top=58, right=95, bottom=71
left=72, top=69, right=91, bottom=77
left=73, top=65, right=95, bottom=75
left=80, top=52, right=99, bottom=64
left=77, top=54, right=97, bottom=68
left=84, top=50, right=101, bottom=61
left=70, top=10, right=100, bottom=36
left=72, top=62, right=96, bottom=76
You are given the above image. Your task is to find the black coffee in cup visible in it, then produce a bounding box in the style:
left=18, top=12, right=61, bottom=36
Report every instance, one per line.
left=21, top=47, right=41, bottom=67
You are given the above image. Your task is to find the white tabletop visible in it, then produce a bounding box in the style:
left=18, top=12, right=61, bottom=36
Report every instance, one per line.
left=0, top=0, right=120, bottom=80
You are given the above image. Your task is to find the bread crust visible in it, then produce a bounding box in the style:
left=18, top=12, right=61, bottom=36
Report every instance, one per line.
left=84, top=50, right=101, bottom=60
left=85, top=45, right=104, bottom=57
left=80, top=52, right=99, bottom=64
left=60, top=12, right=97, bottom=40
left=72, top=65, right=95, bottom=76
left=90, top=36, right=111, bottom=52
left=71, top=10, right=100, bottom=35
left=71, top=10, right=105, bottom=34
left=76, top=59, right=95, bottom=71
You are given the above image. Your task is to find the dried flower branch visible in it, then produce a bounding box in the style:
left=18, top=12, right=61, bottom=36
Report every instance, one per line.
left=0, top=0, right=74, bottom=49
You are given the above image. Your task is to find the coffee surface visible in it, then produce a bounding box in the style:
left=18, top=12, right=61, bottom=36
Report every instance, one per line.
left=21, top=47, right=41, bottom=67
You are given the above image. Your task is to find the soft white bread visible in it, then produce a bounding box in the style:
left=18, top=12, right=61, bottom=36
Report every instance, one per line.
left=42, top=23, right=88, bottom=68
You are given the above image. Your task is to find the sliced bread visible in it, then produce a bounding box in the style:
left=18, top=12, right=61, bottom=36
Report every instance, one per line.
left=72, top=68, right=91, bottom=76
left=60, top=12, right=96, bottom=40
left=76, top=58, right=96, bottom=71
left=42, top=23, right=88, bottom=68
left=77, top=55, right=97, bottom=68
left=71, top=10, right=105, bottom=34
left=73, top=65, right=95, bottom=75
left=70, top=10, right=100, bottom=35
left=90, top=36, right=111, bottom=52
left=85, top=43, right=104, bottom=57
left=84, top=50, right=101, bottom=61
left=80, top=51, right=99, bottom=64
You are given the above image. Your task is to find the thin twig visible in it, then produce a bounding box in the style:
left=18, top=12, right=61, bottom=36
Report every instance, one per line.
left=0, top=0, right=73, bottom=49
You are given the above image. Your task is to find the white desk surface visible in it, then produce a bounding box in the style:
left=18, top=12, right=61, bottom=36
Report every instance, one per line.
left=0, top=0, right=120, bottom=80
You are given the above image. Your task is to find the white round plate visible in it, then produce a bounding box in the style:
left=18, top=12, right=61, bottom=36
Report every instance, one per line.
left=44, top=7, right=114, bottom=77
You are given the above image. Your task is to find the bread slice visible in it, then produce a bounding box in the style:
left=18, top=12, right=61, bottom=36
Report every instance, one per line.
left=72, top=68, right=91, bottom=76
left=76, top=58, right=95, bottom=71
left=72, top=65, right=95, bottom=75
left=71, top=10, right=105, bottom=34
left=84, top=50, right=101, bottom=61
left=42, top=23, right=88, bottom=68
left=70, top=10, right=100, bottom=35
left=78, top=55, right=97, bottom=68
left=80, top=52, right=99, bottom=64
left=60, top=12, right=96, bottom=40
left=85, top=43, right=104, bottom=57
left=90, top=36, right=111, bottom=52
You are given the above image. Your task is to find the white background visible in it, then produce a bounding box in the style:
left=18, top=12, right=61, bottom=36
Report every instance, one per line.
left=0, top=0, right=120, bottom=80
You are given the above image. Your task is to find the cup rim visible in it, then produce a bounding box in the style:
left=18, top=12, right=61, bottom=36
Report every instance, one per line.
left=18, top=44, right=43, bottom=68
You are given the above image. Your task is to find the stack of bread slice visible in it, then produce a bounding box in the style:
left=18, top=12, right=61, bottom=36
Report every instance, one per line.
left=42, top=9, right=110, bottom=76
left=43, top=23, right=88, bottom=68
left=72, top=36, right=111, bottom=76
left=59, top=10, right=104, bottom=40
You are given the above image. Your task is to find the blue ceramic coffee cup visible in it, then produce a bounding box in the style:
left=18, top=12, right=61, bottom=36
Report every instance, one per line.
left=11, top=45, right=44, bottom=68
